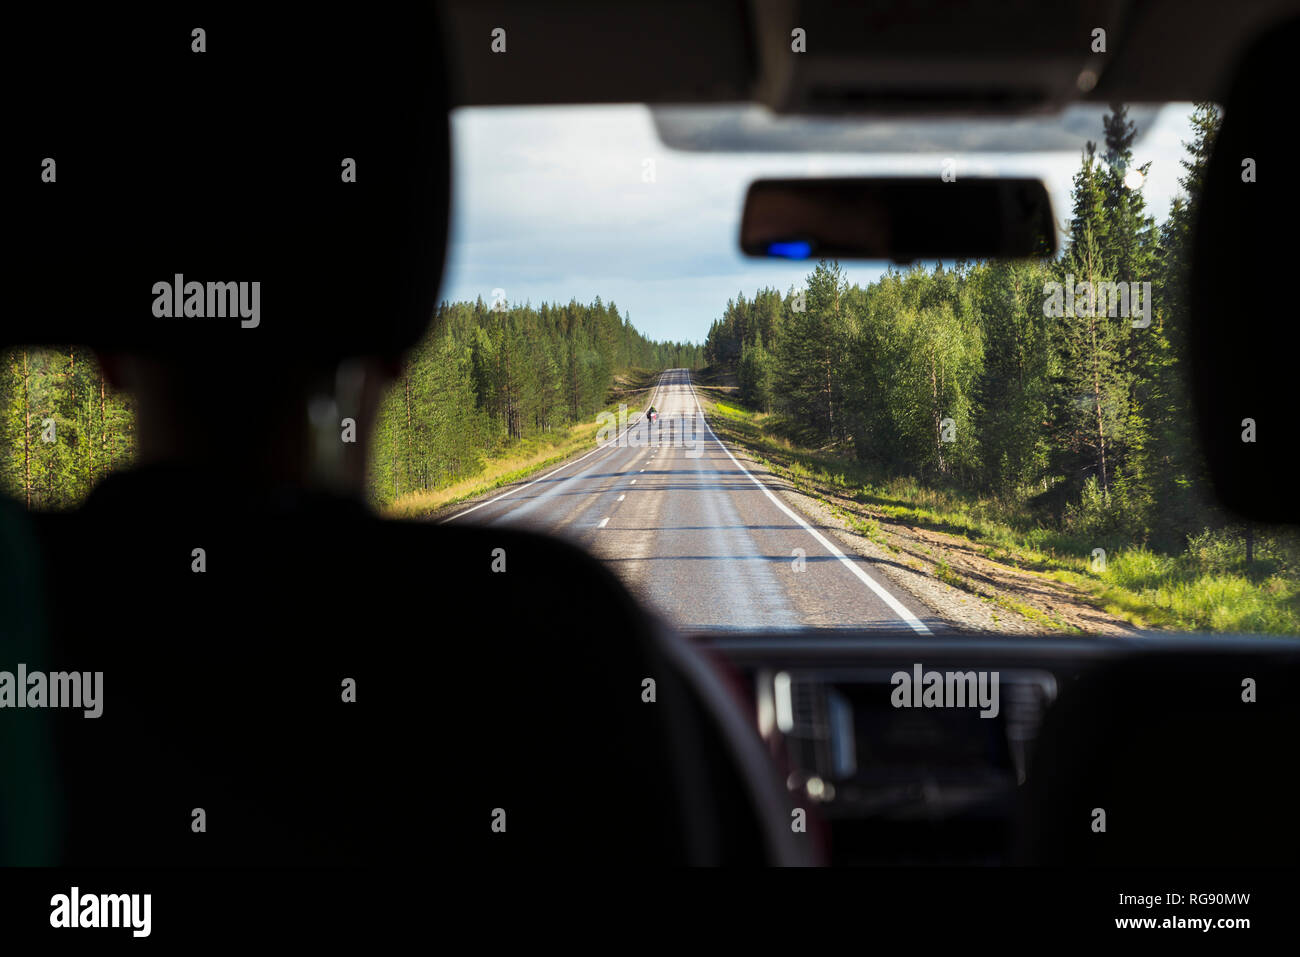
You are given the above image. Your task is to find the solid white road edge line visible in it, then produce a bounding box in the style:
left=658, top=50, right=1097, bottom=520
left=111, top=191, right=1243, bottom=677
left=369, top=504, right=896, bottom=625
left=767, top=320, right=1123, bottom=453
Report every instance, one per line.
left=687, top=374, right=932, bottom=636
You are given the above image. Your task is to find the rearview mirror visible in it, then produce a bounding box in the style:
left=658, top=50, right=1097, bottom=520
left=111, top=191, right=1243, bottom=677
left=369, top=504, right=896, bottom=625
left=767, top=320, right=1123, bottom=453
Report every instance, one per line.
left=739, top=177, right=1056, bottom=262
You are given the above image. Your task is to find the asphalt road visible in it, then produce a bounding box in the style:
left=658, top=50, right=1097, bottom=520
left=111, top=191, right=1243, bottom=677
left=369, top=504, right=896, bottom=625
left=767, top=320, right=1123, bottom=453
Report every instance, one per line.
left=443, top=369, right=940, bottom=633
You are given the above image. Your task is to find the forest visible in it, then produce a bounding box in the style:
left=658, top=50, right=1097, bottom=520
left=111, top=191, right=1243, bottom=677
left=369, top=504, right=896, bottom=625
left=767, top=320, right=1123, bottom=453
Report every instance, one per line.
left=0, top=298, right=701, bottom=510
left=0, top=348, right=135, bottom=511
left=6, top=99, right=1294, bottom=627
left=365, top=296, right=702, bottom=505
left=704, top=103, right=1232, bottom=555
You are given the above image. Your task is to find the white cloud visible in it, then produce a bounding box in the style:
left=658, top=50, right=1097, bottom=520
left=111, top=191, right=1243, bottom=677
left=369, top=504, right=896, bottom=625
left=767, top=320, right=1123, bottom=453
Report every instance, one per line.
left=443, top=104, right=1201, bottom=344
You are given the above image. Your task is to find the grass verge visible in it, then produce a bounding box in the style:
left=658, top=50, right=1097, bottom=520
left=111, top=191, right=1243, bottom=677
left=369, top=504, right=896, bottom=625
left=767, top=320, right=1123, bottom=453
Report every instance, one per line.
left=695, top=377, right=1300, bottom=635
left=383, top=369, right=660, bottom=520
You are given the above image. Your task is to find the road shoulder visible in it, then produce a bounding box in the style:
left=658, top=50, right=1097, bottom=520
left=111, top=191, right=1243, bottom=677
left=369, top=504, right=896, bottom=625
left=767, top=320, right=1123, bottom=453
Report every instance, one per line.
left=692, top=376, right=1142, bottom=636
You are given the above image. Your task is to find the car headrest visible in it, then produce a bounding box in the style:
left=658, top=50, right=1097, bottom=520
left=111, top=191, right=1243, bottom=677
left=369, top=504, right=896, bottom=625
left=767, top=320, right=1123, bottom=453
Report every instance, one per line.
left=6, top=11, right=450, bottom=363
left=1189, top=16, right=1300, bottom=523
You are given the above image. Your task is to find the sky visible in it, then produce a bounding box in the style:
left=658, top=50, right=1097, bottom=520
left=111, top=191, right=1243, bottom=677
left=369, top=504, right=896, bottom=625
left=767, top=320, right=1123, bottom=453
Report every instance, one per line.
left=441, top=103, right=1201, bottom=346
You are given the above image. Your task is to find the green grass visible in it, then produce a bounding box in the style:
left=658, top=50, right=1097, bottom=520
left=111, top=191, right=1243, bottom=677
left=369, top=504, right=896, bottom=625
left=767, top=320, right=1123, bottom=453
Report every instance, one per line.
left=1052, top=547, right=1300, bottom=633
left=699, top=384, right=1300, bottom=635
left=383, top=371, right=658, bottom=520
left=838, top=509, right=900, bottom=554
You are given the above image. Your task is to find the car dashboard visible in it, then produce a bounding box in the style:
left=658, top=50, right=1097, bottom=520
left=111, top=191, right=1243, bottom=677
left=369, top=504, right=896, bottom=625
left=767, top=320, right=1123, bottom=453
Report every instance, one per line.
left=693, top=632, right=1300, bottom=866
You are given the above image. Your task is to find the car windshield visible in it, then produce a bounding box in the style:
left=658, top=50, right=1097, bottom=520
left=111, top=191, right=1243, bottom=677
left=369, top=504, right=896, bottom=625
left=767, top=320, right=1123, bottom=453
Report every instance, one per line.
left=7, top=101, right=1294, bottom=637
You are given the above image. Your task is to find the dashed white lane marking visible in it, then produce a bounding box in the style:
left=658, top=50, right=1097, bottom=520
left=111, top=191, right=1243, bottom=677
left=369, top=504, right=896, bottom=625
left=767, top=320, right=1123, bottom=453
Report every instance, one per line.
left=597, top=517, right=610, bottom=529
left=687, top=375, right=932, bottom=636
left=440, top=375, right=667, bottom=524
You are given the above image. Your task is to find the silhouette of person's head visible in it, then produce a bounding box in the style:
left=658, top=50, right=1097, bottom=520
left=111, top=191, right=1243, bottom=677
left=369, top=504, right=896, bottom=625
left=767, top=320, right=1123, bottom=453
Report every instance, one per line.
left=95, top=352, right=403, bottom=495
left=12, top=15, right=450, bottom=503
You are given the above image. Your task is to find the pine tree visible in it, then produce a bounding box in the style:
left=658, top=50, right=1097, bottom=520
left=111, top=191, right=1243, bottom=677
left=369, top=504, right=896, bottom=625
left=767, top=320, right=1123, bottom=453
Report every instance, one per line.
left=1046, top=142, right=1129, bottom=508
left=775, top=261, right=853, bottom=443
left=738, top=331, right=773, bottom=412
